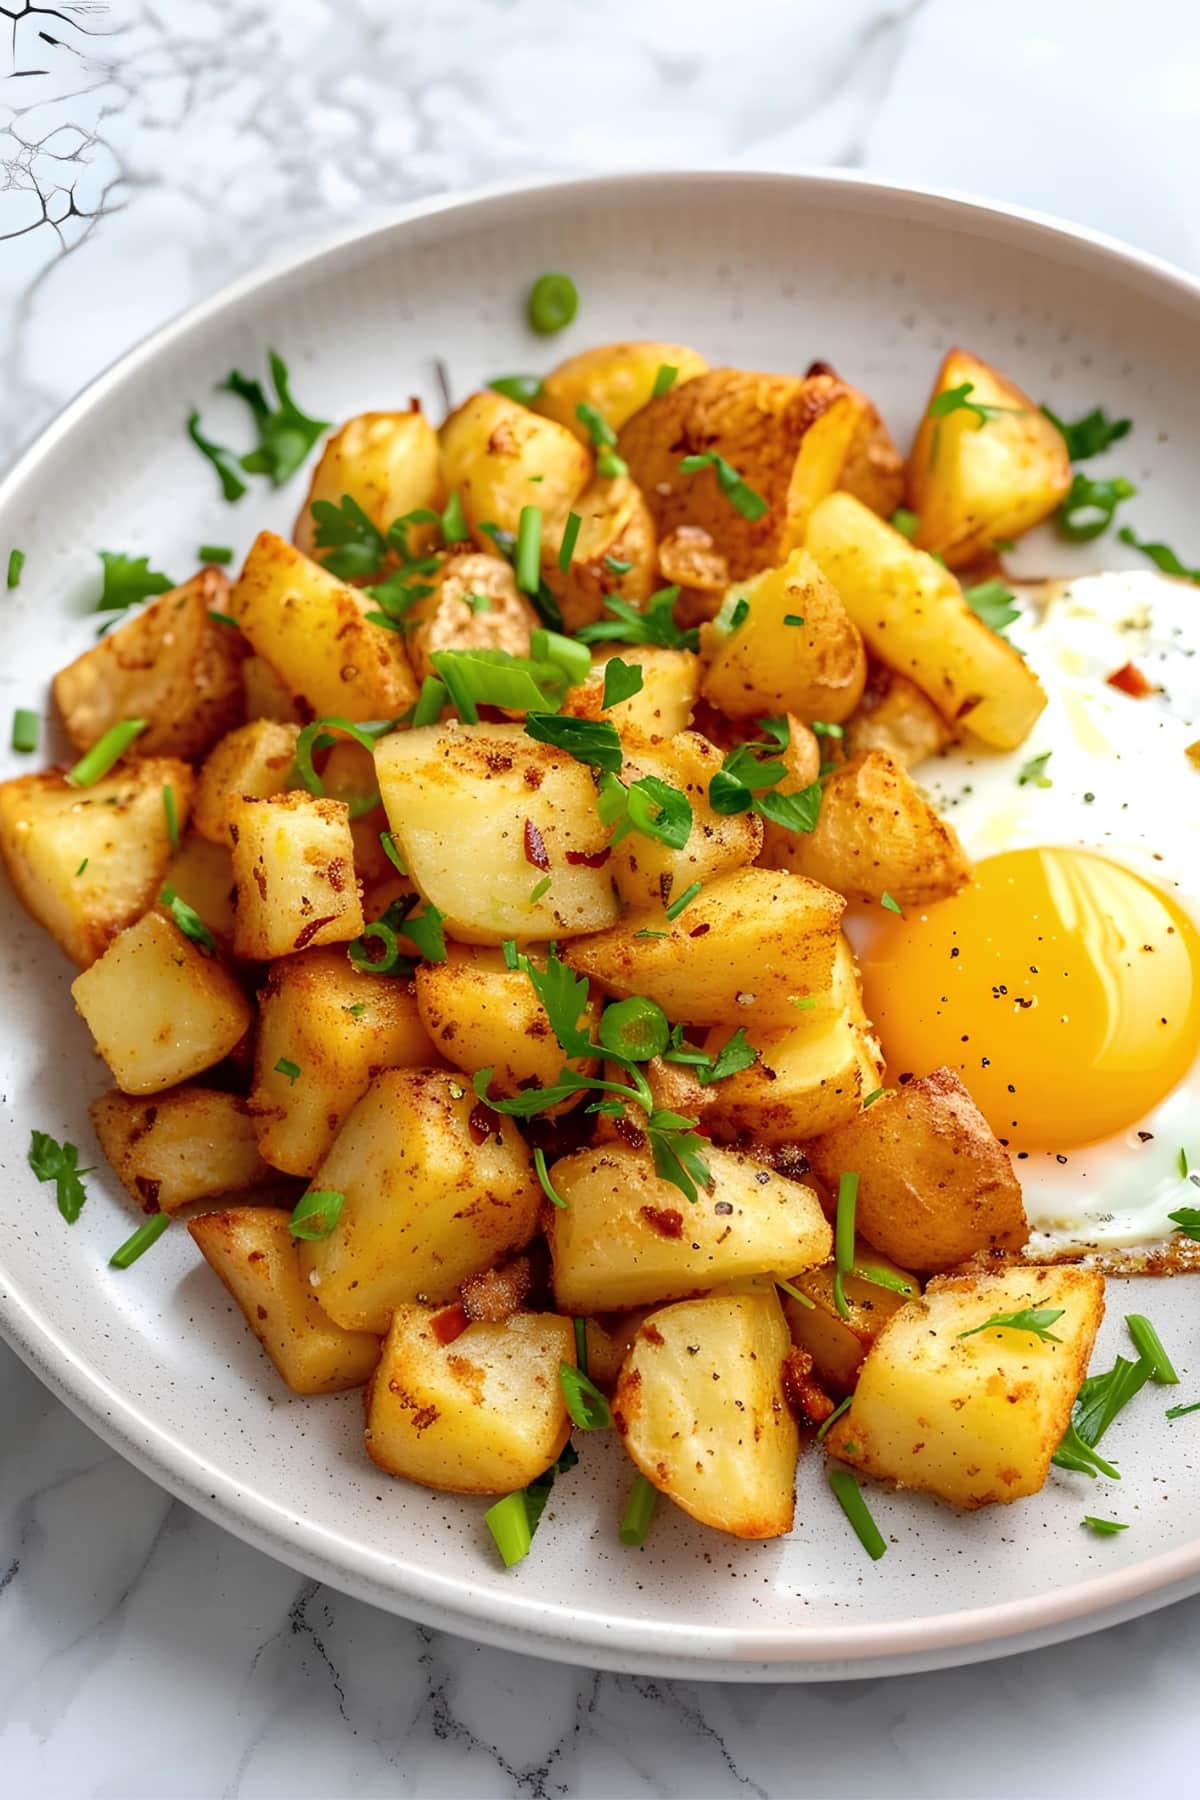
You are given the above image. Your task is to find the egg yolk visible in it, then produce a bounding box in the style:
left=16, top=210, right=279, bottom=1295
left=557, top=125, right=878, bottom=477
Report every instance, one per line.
left=858, top=847, right=1200, bottom=1150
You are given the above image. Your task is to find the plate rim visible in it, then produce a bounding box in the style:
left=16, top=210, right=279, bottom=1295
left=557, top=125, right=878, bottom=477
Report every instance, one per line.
left=4, top=165, right=1200, bottom=1679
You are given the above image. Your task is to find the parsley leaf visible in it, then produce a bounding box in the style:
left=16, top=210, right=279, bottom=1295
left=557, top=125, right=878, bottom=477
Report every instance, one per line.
left=576, top=587, right=698, bottom=652
left=310, top=495, right=389, bottom=580
left=957, top=1306, right=1065, bottom=1343
left=708, top=739, right=821, bottom=835
left=96, top=552, right=175, bottom=617
left=28, top=1129, right=93, bottom=1224
left=524, top=713, right=624, bottom=773
left=1168, top=1206, right=1200, bottom=1242
left=558, top=1362, right=612, bottom=1431
left=186, top=411, right=248, bottom=502
left=502, top=942, right=593, bottom=1058
left=1117, top=526, right=1200, bottom=584
left=601, top=657, right=643, bottom=709
left=646, top=1113, right=712, bottom=1203
left=662, top=1025, right=758, bottom=1086
left=1040, top=404, right=1131, bottom=461
left=929, top=381, right=1026, bottom=428
left=964, top=577, right=1021, bottom=637
left=221, top=351, right=330, bottom=486
left=597, top=771, right=693, bottom=850
left=1017, top=750, right=1053, bottom=789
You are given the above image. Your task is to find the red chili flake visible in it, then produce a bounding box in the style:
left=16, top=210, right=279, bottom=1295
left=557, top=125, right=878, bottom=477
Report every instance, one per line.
left=614, top=1114, right=647, bottom=1151
left=523, top=818, right=551, bottom=870
left=293, top=914, right=336, bottom=951
left=639, top=1204, right=684, bottom=1239
left=688, top=922, right=711, bottom=938
left=565, top=846, right=611, bottom=867
left=1106, top=661, right=1157, bottom=698
left=781, top=1346, right=835, bottom=1425
left=431, top=1303, right=468, bottom=1345
left=467, top=1101, right=494, bottom=1145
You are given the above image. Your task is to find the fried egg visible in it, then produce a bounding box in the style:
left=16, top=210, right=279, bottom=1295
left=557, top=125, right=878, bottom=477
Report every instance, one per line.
left=853, top=569, right=1200, bottom=1260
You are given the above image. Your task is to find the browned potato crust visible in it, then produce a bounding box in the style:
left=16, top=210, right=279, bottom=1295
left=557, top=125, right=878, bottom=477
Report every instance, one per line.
left=806, top=1067, right=1028, bottom=1272
left=53, top=570, right=245, bottom=760
left=700, top=548, right=866, bottom=724
left=843, top=664, right=955, bottom=768
left=657, top=525, right=730, bottom=629
left=404, top=551, right=539, bottom=683
left=540, top=474, right=657, bottom=632
left=838, top=397, right=906, bottom=518
left=533, top=340, right=709, bottom=439
left=90, top=1085, right=280, bottom=1213
left=617, top=369, right=865, bottom=579
left=767, top=748, right=971, bottom=906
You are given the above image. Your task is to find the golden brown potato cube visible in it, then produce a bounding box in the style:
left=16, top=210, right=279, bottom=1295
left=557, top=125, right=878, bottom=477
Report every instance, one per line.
left=438, top=391, right=592, bottom=543
left=752, top=713, right=822, bottom=871
left=534, top=340, right=709, bottom=439
left=190, top=1207, right=380, bottom=1395
left=906, top=349, right=1072, bottom=567
left=768, top=749, right=971, bottom=906
left=228, top=791, right=363, bottom=961
left=805, top=493, right=1047, bottom=750
left=563, top=867, right=842, bottom=1026
left=90, top=1086, right=279, bottom=1213
left=656, top=524, right=730, bottom=629
left=806, top=1067, right=1028, bottom=1273
left=297, top=1068, right=541, bottom=1333
left=617, top=369, right=865, bottom=579
left=607, top=731, right=762, bottom=911
left=540, top=474, right=657, bottom=632
left=843, top=664, right=955, bottom=769
left=581, top=1308, right=655, bottom=1391
left=614, top=1291, right=799, bottom=1538
left=375, top=721, right=619, bottom=944
left=250, top=947, right=437, bottom=1175
left=561, top=645, right=699, bottom=738
left=825, top=1265, right=1105, bottom=1507
left=782, top=1238, right=919, bottom=1393
left=365, top=1307, right=573, bottom=1493
left=414, top=942, right=599, bottom=1108
left=316, top=739, right=391, bottom=882
left=836, top=385, right=906, bottom=518
left=193, top=721, right=300, bottom=846
left=242, top=654, right=301, bottom=724
left=293, top=408, right=443, bottom=567
left=53, top=570, right=245, bottom=760
left=0, top=758, right=194, bottom=968
left=71, top=910, right=252, bottom=1094
left=230, top=531, right=417, bottom=721
left=700, top=548, right=867, bottom=725
left=649, top=939, right=881, bottom=1144
left=403, top=551, right=539, bottom=684
left=160, top=834, right=237, bottom=951
left=548, top=1142, right=832, bottom=1313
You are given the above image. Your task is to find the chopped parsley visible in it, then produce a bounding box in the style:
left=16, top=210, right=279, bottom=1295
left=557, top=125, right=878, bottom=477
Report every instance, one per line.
left=309, top=494, right=388, bottom=580
left=558, top=1363, right=612, bottom=1431
left=1082, top=1515, right=1128, bottom=1536
left=1168, top=1205, right=1200, bottom=1241
left=288, top=1189, right=346, bottom=1239
left=708, top=736, right=821, bottom=836
left=186, top=411, right=248, bottom=502
left=577, top=586, right=698, bottom=652
left=597, top=769, right=693, bottom=850
left=928, top=381, right=1026, bottom=429
left=957, top=1306, right=1064, bottom=1343
left=1040, top=404, right=1131, bottom=461
left=220, top=350, right=330, bottom=486
left=96, top=551, right=175, bottom=619
left=524, top=713, right=624, bottom=773
left=964, top=577, right=1021, bottom=637
left=662, top=1025, right=757, bottom=1086
left=28, top=1129, right=93, bottom=1223
left=1017, top=750, right=1053, bottom=789
left=488, top=374, right=543, bottom=404
left=880, top=892, right=903, bottom=916
left=601, top=657, right=643, bottom=709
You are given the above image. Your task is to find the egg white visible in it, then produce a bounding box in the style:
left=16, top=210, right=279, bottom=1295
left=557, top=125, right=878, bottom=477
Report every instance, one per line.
left=896, top=569, right=1200, bottom=1256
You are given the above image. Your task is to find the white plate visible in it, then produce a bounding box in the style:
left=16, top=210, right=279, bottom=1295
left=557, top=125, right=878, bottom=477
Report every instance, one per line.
left=2, top=171, right=1199, bottom=1681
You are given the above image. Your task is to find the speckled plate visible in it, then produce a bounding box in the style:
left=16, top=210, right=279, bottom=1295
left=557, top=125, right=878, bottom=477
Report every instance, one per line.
left=2, top=171, right=1198, bottom=1680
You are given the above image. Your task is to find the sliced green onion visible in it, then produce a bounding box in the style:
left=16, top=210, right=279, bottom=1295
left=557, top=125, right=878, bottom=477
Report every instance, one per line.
left=880, top=892, right=903, bottom=916
left=1082, top=1516, right=1128, bottom=1535
left=432, top=649, right=554, bottom=720
left=109, top=1212, right=170, bottom=1269
left=289, top=1189, right=345, bottom=1240
left=533, top=1146, right=567, bottom=1210
left=347, top=918, right=404, bottom=973
left=162, top=783, right=180, bottom=850
left=528, top=272, right=578, bottom=336
left=292, top=716, right=391, bottom=812
left=208, top=610, right=239, bottom=628
left=380, top=832, right=407, bottom=875
left=832, top=1171, right=859, bottom=1320
left=198, top=544, right=234, bottom=564
left=11, top=707, right=38, bottom=753
left=618, top=1473, right=658, bottom=1547
left=529, top=627, right=591, bottom=688
left=663, top=881, right=702, bottom=922
left=485, top=1491, right=532, bottom=1567
left=599, top=996, right=670, bottom=1063
left=1125, top=1314, right=1179, bottom=1385
left=828, top=1468, right=886, bottom=1560
left=489, top=374, right=543, bottom=404
left=7, top=548, right=25, bottom=588
left=275, top=1057, right=301, bottom=1085
left=557, top=510, right=582, bottom=572
left=412, top=676, right=448, bottom=727
left=65, top=719, right=148, bottom=787
left=558, top=1362, right=612, bottom=1431
left=1165, top=1400, right=1200, bottom=1420
left=515, top=506, right=542, bottom=595
left=441, top=490, right=468, bottom=545
left=817, top=1395, right=853, bottom=1441
left=574, top=1316, right=588, bottom=1375
left=652, top=364, right=678, bottom=399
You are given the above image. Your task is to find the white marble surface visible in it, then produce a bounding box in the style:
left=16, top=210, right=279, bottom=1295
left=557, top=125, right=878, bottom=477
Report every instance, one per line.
left=3, top=0, right=1200, bottom=1793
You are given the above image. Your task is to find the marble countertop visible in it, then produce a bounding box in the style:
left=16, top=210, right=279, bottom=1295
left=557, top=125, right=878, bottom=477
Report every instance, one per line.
left=3, top=0, right=1200, bottom=1793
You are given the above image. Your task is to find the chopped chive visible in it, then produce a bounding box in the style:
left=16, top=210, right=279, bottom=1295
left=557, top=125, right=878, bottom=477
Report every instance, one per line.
left=515, top=506, right=542, bottom=594
left=557, top=510, right=582, bottom=572
left=618, top=1473, right=658, bottom=1547
left=441, top=490, right=468, bottom=545
left=11, top=707, right=38, bottom=753
left=489, top=374, right=543, bottom=404
left=862, top=1088, right=886, bottom=1109
left=1179, top=1147, right=1189, bottom=1178
left=558, top=1361, right=612, bottom=1431
left=783, top=613, right=806, bottom=626
left=275, top=1057, right=301, bottom=1085
left=1125, top=1314, right=1179, bottom=1385
left=880, top=892, right=903, bottom=916
left=109, top=1211, right=170, bottom=1268
left=664, top=881, right=702, bottom=922
left=958, top=1306, right=1064, bottom=1344
left=775, top=1274, right=816, bottom=1310
left=817, top=1395, right=853, bottom=1441
left=633, top=928, right=668, bottom=939
left=380, top=831, right=408, bottom=875
left=411, top=676, right=448, bottom=728
left=159, top=885, right=216, bottom=954
left=891, top=508, right=919, bottom=540
left=65, top=718, right=148, bottom=787
left=162, top=783, right=180, bottom=850
left=1082, top=1515, right=1128, bottom=1535
left=485, top=1490, right=532, bottom=1567
left=7, top=548, right=25, bottom=588
left=533, top=1146, right=567, bottom=1210
left=832, top=1171, right=859, bottom=1320
left=652, top=364, right=678, bottom=399
left=829, top=1468, right=886, bottom=1560
left=810, top=721, right=844, bottom=740
left=289, top=1189, right=345, bottom=1240
left=198, top=544, right=234, bottom=564
left=527, top=272, right=578, bottom=336
left=75, top=858, right=88, bottom=877
left=574, top=1316, right=588, bottom=1375
left=528, top=875, right=552, bottom=903
left=208, top=610, right=239, bottom=628
left=1165, top=1400, right=1200, bottom=1420
left=851, top=1263, right=918, bottom=1298
left=602, top=555, right=633, bottom=576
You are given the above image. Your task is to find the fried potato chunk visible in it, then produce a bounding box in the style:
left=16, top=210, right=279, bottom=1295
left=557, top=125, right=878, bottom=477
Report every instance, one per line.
left=403, top=551, right=539, bottom=684
left=700, top=547, right=867, bottom=724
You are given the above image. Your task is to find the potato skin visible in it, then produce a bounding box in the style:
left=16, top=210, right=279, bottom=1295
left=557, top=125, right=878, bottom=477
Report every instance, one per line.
left=767, top=748, right=971, bottom=906
left=700, top=547, right=866, bottom=724
left=534, top=340, right=709, bottom=439
left=806, top=1067, right=1028, bottom=1272
left=53, top=570, right=245, bottom=761
left=404, top=551, right=539, bottom=684
left=618, top=368, right=864, bottom=579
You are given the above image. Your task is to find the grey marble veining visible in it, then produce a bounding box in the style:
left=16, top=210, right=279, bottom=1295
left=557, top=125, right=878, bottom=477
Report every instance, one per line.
left=4, top=1, right=1200, bottom=1794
